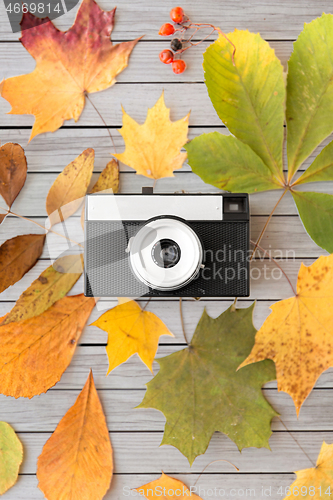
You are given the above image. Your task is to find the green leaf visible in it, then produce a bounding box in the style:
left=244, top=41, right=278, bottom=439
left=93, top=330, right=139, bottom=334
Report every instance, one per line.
left=137, top=305, right=277, bottom=465
left=185, top=132, right=283, bottom=193
left=0, top=422, right=23, bottom=495
left=292, top=191, right=333, bottom=253
left=287, top=14, right=333, bottom=181
left=203, top=30, right=285, bottom=183
left=1, top=254, right=82, bottom=325
left=294, top=140, right=333, bottom=185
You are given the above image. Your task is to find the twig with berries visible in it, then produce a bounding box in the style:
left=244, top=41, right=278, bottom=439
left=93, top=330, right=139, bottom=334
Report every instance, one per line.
left=159, top=7, right=236, bottom=74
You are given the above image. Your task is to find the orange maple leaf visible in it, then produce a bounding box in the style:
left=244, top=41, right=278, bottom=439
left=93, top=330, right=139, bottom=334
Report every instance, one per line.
left=0, top=0, right=141, bottom=141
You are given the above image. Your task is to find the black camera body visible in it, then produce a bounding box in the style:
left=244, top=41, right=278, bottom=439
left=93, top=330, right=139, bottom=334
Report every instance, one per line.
left=84, top=191, right=250, bottom=298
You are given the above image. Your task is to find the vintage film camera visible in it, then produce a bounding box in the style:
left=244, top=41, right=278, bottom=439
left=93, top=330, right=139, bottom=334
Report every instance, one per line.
left=84, top=190, right=250, bottom=297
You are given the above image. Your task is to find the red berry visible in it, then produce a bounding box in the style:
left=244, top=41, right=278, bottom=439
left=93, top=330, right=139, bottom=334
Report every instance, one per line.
left=172, top=59, right=186, bottom=74
left=159, top=23, right=175, bottom=36
left=159, top=49, right=174, bottom=64
left=170, top=7, right=184, bottom=24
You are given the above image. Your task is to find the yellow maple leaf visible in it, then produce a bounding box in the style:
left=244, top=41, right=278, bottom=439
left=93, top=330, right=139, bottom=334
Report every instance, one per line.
left=91, top=301, right=173, bottom=374
left=114, top=92, right=190, bottom=179
left=135, top=472, right=202, bottom=499
left=239, top=254, right=333, bottom=415
left=0, top=0, right=141, bottom=141
left=282, top=442, right=333, bottom=499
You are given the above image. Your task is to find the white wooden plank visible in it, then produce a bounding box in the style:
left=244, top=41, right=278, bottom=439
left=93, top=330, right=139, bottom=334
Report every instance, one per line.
left=0, top=299, right=261, bottom=343
left=0, top=258, right=315, bottom=302
left=0, top=388, right=332, bottom=432
left=0, top=83, right=222, bottom=127
left=0, top=215, right=326, bottom=259
left=0, top=0, right=331, bottom=41
left=4, top=172, right=333, bottom=217
left=16, top=430, right=332, bottom=474
left=4, top=474, right=296, bottom=500
left=1, top=128, right=332, bottom=173
left=0, top=339, right=330, bottom=390
left=0, top=41, right=293, bottom=84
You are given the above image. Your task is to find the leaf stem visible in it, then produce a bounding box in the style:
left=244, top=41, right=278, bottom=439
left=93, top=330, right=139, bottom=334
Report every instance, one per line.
left=85, top=93, right=119, bottom=163
left=234, top=187, right=289, bottom=308
left=277, top=416, right=315, bottom=467
left=0, top=206, right=83, bottom=248
left=179, top=298, right=189, bottom=346
left=193, top=459, right=239, bottom=487
left=250, top=188, right=288, bottom=263
left=250, top=239, right=296, bottom=296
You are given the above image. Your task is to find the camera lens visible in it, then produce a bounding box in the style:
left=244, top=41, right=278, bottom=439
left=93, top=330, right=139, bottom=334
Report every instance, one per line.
left=152, top=239, right=181, bottom=268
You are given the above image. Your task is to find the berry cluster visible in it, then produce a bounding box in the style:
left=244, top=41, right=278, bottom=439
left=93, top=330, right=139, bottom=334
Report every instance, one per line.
left=158, top=7, right=236, bottom=74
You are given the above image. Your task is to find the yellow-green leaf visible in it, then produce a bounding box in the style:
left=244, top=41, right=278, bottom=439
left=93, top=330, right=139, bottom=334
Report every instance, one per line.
left=185, top=132, right=282, bottom=193
left=204, top=30, right=285, bottom=183
left=292, top=191, right=333, bottom=253
left=293, top=140, right=333, bottom=185
left=287, top=13, right=333, bottom=181
left=0, top=422, right=23, bottom=495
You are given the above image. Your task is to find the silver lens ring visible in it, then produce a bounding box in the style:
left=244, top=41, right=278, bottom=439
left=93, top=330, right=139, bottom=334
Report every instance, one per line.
left=129, top=217, right=203, bottom=291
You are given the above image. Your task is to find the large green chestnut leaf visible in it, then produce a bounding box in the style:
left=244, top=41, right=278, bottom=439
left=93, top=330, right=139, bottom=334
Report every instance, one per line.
left=292, top=191, right=333, bottom=253
left=137, top=305, right=277, bottom=465
left=294, top=140, right=333, bottom=185
left=203, top=30, right=285, bottom=184
left=185, top=132, right=283, bottom=193
left=287, top=14, right=333, bottom=182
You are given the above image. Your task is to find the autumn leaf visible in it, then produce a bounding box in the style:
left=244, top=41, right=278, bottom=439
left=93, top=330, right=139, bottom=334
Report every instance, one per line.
left=196, top=29, right=286, bottom=186
left=46, top=148, right=94, bottom=226
left=0, top=422, right=23, bottom=495
left=0, top=0, right=141, bottom=141
left=81, top=159, right=119, bottom=229
left=90, top=159, right=119, bottom=194
left=0, top=143, right=27, bottom=208
left=37, top=371, right=113, bottom=500
left=0, top=233, right=46, bottom=294
left=286, top=14, right=333, bottom=181
left=282, top=442, right=333, bottom=499
left=138, top=305, right=277, bottom=465
left=1, top=255, right=82, bottom=325
left=239, top=254, right=333, bottom=415
left=136, top=472, right=202, bottom=500
left=114, top=92, right=190, bottom=179
left=92, top=301, right=173, bottom=374
left=0, top=294, right=95, bottom=398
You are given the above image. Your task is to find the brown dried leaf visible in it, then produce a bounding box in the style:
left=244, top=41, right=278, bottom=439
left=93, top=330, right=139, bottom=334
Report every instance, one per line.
left=0, top=143, right=27, bottom=208
left=0, top=234, right=46, bottom=294
left=37, top=371, right=113, bottom=500
left=0, top=294, right=95, bottom=398
left=46, top=148, right=94, bottom=226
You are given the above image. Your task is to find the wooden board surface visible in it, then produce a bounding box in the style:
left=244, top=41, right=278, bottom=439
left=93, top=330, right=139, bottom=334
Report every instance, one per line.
left=0, top=1, right=332, bottom=498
